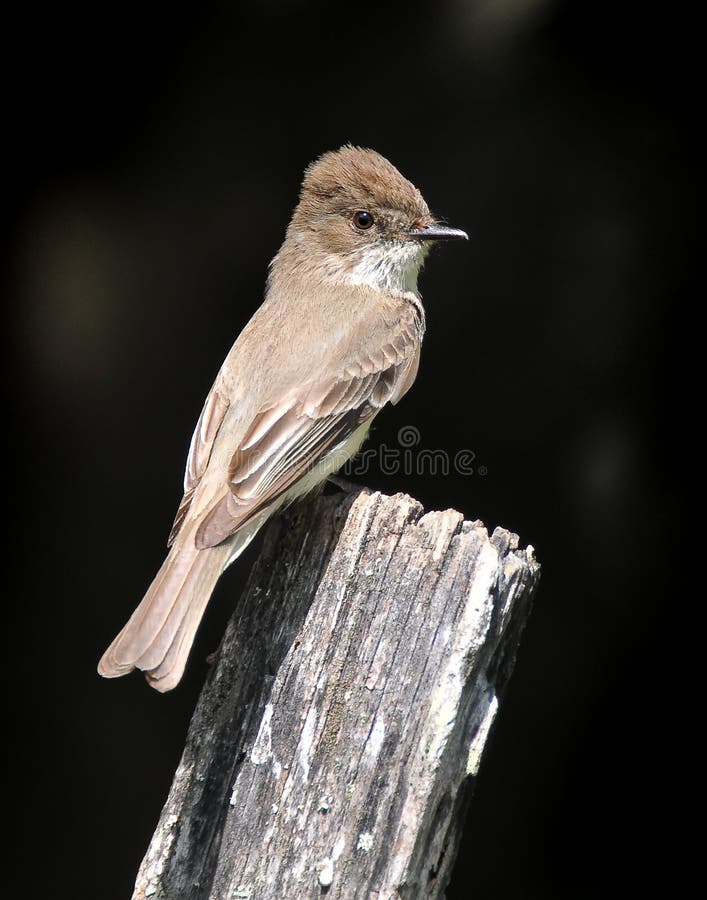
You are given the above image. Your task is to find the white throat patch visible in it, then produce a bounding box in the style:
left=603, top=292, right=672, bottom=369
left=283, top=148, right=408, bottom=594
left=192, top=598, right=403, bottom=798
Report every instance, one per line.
left=347, top=242, right=426, bottom=294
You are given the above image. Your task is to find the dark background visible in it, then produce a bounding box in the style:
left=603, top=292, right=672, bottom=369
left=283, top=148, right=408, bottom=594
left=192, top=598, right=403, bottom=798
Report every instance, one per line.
left=9, top=2, right=687, bottom=897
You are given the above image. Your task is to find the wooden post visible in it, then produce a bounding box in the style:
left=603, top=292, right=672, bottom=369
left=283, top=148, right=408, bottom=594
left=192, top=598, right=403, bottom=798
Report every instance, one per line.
left=133, top=488, right=540, bottom=899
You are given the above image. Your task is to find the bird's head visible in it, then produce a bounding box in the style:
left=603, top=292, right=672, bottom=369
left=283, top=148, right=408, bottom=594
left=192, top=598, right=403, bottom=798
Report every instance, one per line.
left=273, top=145, right=467, bottom=294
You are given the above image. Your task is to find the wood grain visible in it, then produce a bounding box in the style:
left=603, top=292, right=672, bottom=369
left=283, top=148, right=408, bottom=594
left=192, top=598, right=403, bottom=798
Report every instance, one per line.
left=133, top=488, right=540, bottom=899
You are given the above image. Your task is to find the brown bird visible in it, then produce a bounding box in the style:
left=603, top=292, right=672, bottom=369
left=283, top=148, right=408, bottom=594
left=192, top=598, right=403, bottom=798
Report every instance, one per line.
left=98, top=145, right=467, bottom=691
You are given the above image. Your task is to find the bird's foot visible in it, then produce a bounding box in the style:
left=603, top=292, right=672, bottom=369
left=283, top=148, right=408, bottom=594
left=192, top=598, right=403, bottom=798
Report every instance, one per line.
left=326, top=474, right=367, bottom=495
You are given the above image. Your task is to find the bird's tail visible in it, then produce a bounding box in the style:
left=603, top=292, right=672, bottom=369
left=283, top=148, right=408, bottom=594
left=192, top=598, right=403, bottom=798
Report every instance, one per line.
left=97, top=522, right=256, bottom=692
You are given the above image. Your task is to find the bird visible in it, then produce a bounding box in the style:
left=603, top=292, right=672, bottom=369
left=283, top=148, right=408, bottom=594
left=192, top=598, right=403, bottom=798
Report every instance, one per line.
left=98, top=145, right=468, bottom=691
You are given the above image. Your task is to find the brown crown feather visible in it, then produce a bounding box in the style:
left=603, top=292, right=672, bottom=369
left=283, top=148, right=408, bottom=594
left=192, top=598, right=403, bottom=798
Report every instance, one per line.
left=294, top=145, right=430, bottom=225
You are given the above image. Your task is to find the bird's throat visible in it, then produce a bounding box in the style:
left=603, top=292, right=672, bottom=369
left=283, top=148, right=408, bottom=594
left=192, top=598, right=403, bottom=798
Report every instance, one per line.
left=347, top=243, right=425, bottom=294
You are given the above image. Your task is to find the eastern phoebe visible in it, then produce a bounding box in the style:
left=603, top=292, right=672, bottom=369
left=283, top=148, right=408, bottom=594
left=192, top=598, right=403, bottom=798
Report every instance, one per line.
left=98, top=145, right=467, bottom=691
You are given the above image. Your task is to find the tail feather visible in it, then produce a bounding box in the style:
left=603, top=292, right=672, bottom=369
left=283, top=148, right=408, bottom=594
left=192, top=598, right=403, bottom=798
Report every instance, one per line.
left=97, top=519, right=262, bottom=692
left=144, top=586, right=215, bottom=691
left=97, top=539, right=228, bottom=689
left=130, top=542, right=226, bottom=673
left=146, top=516, right=270, bottom=690
left=98, top=513, right=267, bottom=691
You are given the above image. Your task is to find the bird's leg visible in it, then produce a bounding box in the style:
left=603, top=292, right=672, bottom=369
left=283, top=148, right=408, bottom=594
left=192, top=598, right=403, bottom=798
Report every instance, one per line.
left=326, top=473, right=367, bottom=494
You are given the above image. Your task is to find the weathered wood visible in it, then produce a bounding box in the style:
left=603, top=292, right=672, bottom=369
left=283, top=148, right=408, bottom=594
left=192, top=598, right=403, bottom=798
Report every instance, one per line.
left=134, top=488, right=540, bottom=900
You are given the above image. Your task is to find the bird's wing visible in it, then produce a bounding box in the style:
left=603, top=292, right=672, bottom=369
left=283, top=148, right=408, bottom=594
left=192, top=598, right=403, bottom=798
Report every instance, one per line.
left=186, top=311, right=421, bottom=550
left=167, top=385, right=230, bottom=546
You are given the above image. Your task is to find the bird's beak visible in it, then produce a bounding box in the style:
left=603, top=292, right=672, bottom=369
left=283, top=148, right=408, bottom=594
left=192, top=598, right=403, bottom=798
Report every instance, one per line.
left=408, top=222, right=469, bottom=241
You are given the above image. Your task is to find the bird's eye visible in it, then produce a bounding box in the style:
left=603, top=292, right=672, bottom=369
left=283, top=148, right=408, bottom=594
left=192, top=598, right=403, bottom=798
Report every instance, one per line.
left=352, top=210, right=374, bottom=230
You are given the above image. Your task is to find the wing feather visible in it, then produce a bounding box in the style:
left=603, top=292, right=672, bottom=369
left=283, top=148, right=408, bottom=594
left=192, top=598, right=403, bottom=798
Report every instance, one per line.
left=167, top=385, right=230, bottom=546
left=176, top=303, right=423, bottom=551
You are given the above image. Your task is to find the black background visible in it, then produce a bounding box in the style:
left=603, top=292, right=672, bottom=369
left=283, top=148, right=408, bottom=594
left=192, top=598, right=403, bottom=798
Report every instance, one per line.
left=9, top=3, right=687, bottom=897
